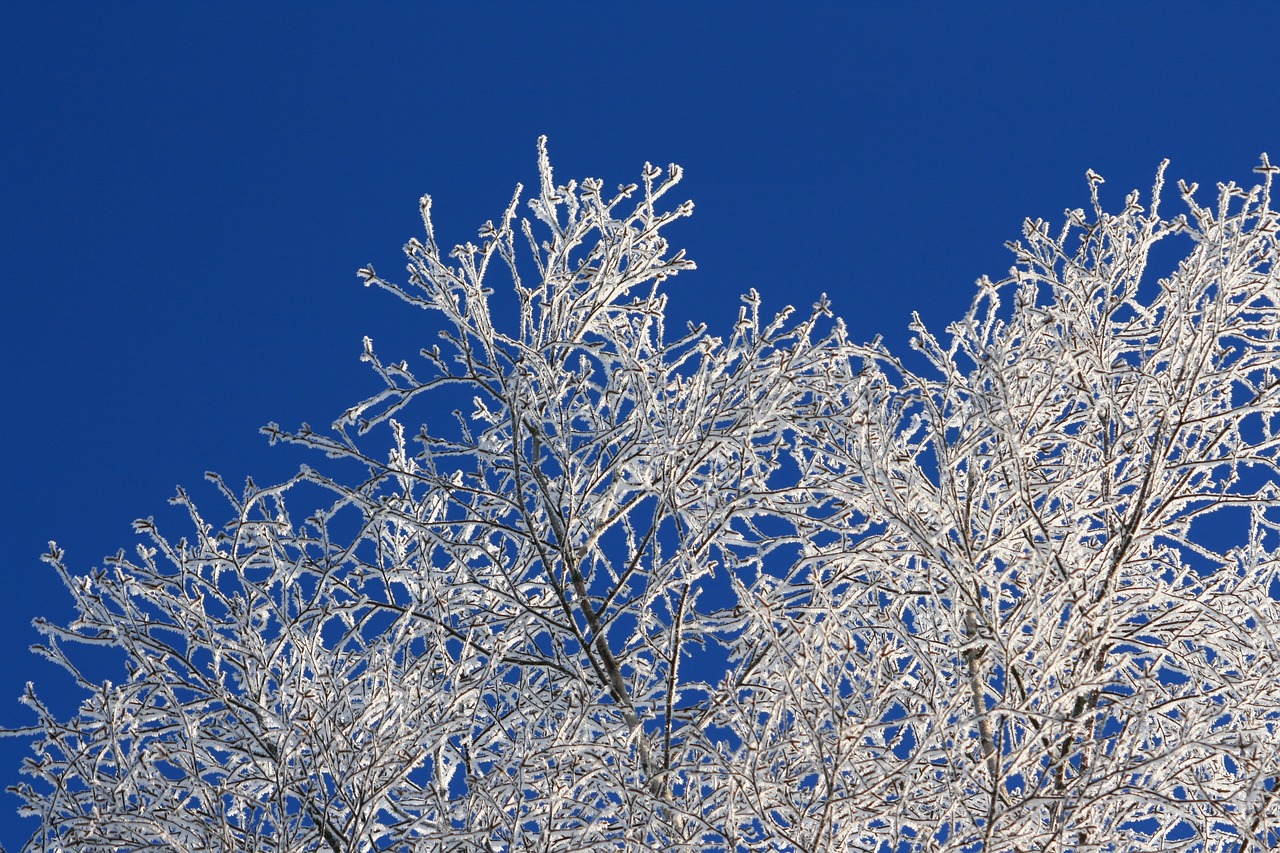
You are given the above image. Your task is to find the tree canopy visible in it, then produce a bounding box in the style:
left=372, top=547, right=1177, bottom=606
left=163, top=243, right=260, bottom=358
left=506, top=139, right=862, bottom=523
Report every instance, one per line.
left=9, top=141, right=1280, bottom=852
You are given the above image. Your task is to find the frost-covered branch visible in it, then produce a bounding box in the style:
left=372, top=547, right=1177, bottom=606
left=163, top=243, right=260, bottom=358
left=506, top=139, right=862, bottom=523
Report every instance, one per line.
left=9, top=145, right=1280, bottom=853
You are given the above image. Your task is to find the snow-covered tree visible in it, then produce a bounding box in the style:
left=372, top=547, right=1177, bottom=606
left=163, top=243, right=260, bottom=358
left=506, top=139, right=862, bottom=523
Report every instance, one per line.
left=8, top=141, right=1280, bottom=852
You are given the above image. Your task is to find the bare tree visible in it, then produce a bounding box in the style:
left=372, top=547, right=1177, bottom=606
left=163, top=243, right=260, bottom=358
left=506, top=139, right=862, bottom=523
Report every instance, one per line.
left=9, top=142, right=1280, bottom=852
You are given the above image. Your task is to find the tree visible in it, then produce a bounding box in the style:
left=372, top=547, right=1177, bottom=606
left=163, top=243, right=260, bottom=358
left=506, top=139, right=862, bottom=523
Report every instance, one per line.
left=7, top=141, right=1280, bottom=852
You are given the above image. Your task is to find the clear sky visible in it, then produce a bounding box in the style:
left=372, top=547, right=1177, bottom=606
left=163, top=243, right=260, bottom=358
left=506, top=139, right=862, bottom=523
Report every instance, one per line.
left=2, top=3, right=1278, bottom=847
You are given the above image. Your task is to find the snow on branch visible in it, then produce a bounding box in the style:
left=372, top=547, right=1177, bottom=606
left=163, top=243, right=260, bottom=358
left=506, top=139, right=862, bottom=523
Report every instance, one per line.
left=9, top=145, right=1280, bottom=853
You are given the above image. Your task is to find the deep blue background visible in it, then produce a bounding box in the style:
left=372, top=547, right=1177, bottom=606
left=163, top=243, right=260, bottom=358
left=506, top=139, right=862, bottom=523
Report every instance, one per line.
left=2, top=4, right=1278, bottom=847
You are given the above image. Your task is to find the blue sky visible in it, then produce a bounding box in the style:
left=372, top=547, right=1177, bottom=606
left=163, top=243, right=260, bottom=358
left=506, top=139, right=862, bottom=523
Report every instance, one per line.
left=2, top=3, right=1278, bottom=847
